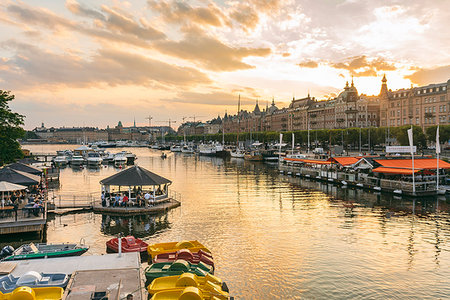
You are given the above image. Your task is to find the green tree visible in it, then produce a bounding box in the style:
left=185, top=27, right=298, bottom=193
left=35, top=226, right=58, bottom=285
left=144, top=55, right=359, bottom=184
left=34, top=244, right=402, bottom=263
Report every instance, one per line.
left=0, top=90, right=25, bottom=166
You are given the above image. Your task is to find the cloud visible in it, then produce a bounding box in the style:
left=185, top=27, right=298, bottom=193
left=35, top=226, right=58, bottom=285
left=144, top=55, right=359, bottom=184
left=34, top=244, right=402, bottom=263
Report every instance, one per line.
left=147, top=0, right=228, bottom=27
left=405, top=65, right=450, bottom=85
left=66, top=0, right=105, bottom=20
left=0, top=41, right=210, bottom=89
left=155, top=29, right=271, bottom=71
left=298, top=60, right=318, bottom=68
left=330, top=55, right=396, bottom=77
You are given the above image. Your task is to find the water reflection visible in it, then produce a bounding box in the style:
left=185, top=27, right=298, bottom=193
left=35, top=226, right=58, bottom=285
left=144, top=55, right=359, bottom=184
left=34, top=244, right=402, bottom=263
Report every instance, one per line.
left=100, top=213, right=171, bottom=238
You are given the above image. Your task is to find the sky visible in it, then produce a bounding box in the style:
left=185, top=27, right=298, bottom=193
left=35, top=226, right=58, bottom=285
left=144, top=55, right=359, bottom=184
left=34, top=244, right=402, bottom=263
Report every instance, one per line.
left=0, top=0, right=449, bottom=130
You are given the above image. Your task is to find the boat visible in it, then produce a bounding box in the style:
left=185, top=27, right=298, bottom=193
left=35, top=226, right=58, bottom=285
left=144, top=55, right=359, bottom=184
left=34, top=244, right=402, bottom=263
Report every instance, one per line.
left=244, top=150, right=263, bottom=161
left=153, top=249, right=214, bottom=269
left=170, top=145, right=182, bottom=152
left=198, top=143, right=228, bottom=157
left=53, top=156, right=68, bottom=166
left=97, top=141, right=116, bottom=148
left=230, top=148, right=245, bottom=158
left=147, top=241, right=211, bottom=260
left=147, top=273, right=228, bottom=295
left=106, top=236, right=148, bottom=254
left=145, top=260, right=213, bottom=284
left=86, top=152, right=103, bottom=166
left=0, top=271, right=70, bottom=294
left=261, top=149, right=280, bottom=161
left=1, top=242, right=89, bottom=261
left=113, top=153, right=127, bottom=166
left=0, top=286, right=64, bottom=300
left=150, top=285, right=229, bottom=300
left=161, top=152, right=167, bottom=159
left=70, top=155, right=85, bottom=166
left=181, top=145, right=194, bottom=154
left=116, top=140, right=128, bottom=147
left=102, top=152, right=115, bottom=164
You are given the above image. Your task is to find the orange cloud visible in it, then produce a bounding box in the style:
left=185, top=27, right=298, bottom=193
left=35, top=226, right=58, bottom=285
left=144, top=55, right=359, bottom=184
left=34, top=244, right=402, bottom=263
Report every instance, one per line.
left=298, top=60, right=318, bottom=68
left=405, top=65, right=450, bottom=85
left=330, top=55, right=396, bottom=76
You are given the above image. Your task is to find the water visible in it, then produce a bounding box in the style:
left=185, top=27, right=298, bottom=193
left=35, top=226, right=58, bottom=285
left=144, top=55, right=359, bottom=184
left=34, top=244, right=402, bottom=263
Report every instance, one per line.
left=8, top=145, right=450, bottom=299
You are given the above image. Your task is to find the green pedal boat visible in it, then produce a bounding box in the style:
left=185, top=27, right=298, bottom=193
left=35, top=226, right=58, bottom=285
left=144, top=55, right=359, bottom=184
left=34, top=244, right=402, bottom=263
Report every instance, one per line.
left=0, top=242, right=89, bottom=261
left=145, top=260, right=214, bottom=284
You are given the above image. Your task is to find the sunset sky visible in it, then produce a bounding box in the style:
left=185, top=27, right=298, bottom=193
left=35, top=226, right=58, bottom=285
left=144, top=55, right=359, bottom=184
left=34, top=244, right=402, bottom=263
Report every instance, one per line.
left=1, top=0, right=449, bottom=129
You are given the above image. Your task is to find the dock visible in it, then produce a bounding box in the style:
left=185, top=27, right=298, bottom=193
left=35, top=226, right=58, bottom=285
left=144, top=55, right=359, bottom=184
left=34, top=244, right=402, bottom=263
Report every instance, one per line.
left=0, top=203, right=47, bottom=235
left=2, top=252, right=144, bottom=300
left=93, top=198, right=181, bottom=215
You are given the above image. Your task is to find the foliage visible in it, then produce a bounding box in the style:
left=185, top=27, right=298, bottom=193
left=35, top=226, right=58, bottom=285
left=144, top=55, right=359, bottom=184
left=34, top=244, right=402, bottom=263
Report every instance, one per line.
left=0, top=90, right=25, bottom=166
left=24, top=131, right=39, bottom=140
left=425, top=125, right=450, bottom=144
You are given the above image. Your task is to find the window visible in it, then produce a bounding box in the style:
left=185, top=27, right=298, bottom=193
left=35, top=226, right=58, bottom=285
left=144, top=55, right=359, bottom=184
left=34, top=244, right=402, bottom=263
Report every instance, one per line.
left=444, top=105, right=447, bottom=112
left=403, top=118, right=407, bottom=125
left=416, top=108, right=419, bottom=115
left=416, top=99, right=420, bottom=104
left=397, top=110, right=400, bottom=117
left=416, top=117, right=419, bottom=124
left=425, top=107, right=428, bottom=113
left=440, top=106, right=443, bottom=112
left=397, top=119, right=400, bottom=126
left=433, top=106, right=436, bottom=113
left=440, top=96, right=445, bottom=102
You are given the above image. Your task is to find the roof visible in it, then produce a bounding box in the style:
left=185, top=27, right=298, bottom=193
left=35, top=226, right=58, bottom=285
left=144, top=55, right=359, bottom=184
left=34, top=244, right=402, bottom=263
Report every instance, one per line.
left=374, top=159, right=450, bottom=170
left=0, top=167, right=40, bottom=186
left=329, top=157, right=359, bottom=166
left=100, top=165, right=171, bottom=186
left=373, top=167, right=420, bottom=175
left=7, top=162, right=42, bottom=175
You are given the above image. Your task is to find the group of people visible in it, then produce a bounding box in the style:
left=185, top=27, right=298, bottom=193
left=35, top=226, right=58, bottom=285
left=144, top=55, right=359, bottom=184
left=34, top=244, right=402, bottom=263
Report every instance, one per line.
left=101, top=191, right=158, bottom=208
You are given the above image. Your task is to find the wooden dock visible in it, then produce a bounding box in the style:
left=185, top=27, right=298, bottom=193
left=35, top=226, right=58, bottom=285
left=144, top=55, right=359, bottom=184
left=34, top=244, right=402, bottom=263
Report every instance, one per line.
left=93, top=198, right=181, bottom=216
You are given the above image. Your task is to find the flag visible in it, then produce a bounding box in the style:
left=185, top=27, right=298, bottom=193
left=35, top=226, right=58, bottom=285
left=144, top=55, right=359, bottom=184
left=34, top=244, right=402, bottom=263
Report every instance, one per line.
left=407, top=127, right=414, bottom=154
left=436, top=126, right=440, bottom=154
left=280, top=133, right=283, bottom=144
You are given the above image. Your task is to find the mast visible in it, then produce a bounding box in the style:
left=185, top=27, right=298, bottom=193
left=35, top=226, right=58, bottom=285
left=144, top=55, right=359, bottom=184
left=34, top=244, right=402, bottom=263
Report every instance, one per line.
left=237, top=95, right=240, bottom=149
left=437, top=125, right=440, bottom=191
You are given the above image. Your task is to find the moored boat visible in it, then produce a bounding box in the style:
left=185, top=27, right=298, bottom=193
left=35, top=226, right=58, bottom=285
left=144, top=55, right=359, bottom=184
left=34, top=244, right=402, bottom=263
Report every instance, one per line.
left=147, top=273, right=226, bottom=295
left=0, top=286, right=64, bottom=300
left=153, top=249, right=214, bottom=269
left=1, top=242, right=89, bottom=261
left=145, top=260, right=213, bottom=284
left=150, top=282, right=228, bottom=300
left=244, top=150, right=263, bottom=161
left=147, top=240, right=211, bottom=260
left=106, top=236, right=148, bottom=254
left=0, top=271, right=70, bottom=294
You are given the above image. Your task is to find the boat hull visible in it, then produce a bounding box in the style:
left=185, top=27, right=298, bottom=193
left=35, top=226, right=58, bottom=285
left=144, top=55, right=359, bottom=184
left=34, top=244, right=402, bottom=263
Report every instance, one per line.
left=2, top=247, right=88, bottom=261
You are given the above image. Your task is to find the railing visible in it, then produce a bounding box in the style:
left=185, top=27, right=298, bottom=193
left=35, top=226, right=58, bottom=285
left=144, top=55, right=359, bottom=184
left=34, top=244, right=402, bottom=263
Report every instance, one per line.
left=0, top=206, right=46, bottom=223
left=380, top=179, right=436, bottom=192
left=50, top=193, right=98, bottom=208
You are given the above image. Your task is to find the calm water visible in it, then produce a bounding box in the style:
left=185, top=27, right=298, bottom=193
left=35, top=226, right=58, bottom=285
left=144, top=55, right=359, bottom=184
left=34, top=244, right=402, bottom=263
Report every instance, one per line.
left=8, top=145, right=450, bottom=299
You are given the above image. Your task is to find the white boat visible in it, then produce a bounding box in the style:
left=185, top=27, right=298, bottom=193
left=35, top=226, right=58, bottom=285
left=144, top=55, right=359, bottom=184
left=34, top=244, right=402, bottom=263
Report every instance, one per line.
left=170, top=145, right=182, bottom=152
left=115, top=141, right=128, bottom=147
left=181, top=145, right=194, bottom=153
left=198, top=144, right=216, bottom=156
left=230, top=148, right=245, bottom=158
left=114, top=153, right=127, bottom=166
left=103, top=152, right=115, bottom=164
left=150, top=144, right=160, bottom=149
left=70, top=155, right=85, bottom=165
left=53, top=156, right=68, bottom=166
left=115, top=151, right=136, bottom=164
left=86, top=152, right=103, bottom=166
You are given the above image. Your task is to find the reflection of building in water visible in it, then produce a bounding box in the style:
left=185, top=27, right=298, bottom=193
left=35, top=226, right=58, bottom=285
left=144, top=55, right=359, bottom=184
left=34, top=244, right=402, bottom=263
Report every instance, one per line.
left=100, top=213, right=170, bottom=238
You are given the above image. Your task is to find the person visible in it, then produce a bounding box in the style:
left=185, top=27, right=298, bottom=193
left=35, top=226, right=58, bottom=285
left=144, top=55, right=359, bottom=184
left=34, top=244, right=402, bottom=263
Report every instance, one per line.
left=122, top=194, right=129, bottom=207
left=136, top=194, right=142, bottom=207
left=101, top=192, right=106, bottom=207
left=126, top=294, right=133, bottom=300
left=114, top=194, right=120, bottom=207
left=144, top=192, right=150, bottom=206
left=32, top=201, right=41, bottom=216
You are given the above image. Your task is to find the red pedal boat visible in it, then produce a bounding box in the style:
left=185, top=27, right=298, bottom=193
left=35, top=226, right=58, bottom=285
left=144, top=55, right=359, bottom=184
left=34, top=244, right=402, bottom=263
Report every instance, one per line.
left=106, top=236, right=148, bottom=253
left=153, top=249, right=214, bottom=269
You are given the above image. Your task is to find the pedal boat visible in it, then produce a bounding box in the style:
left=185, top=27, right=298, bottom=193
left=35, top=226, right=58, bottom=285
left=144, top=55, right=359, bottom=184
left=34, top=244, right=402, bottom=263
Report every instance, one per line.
left=150, top=286, right=228, bottom=300
left=145, top=260, right=213, bottom=284
left=106, top=236, right=148, bottom=254
left=0, top=271, right=69, bottom=294
left=1, top=243, right=89, bottom=261
left=153, top=249, right=214, bottom=269
left=147, top=241, right=211, bottom=260
left=148, top=273, right=229, bottom=296
left=0, top=286, right=64, bottom=300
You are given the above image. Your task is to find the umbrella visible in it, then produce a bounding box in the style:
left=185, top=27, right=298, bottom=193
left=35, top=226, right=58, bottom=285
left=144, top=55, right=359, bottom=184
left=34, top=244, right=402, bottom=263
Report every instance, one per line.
left=0, top=181, right=26, bottom=208
left=0, top=167, right=40, bottom=186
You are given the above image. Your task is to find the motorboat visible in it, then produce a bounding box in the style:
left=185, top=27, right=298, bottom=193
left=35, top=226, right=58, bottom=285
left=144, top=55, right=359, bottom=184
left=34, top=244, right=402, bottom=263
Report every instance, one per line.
left=70, top=155, right=85, bottom=166
left=86, top=152, right=103, bottom=166
left=161, top=152, right=167, bottom=159
left=97, top=141, right=116, bottom=148
left=0, top=242, right=89, bottom=261
left=115, top=151, right=136, bottom=164
left=115, top=140, right=128, bottom=147
left=261, top=149, right=279, bottom=161
left=102, top=152, right=115, bottom=164
left=0, top=286, right=64, bottom=299
left=113, top=153, right=127, bottom=166
left=147, top=273, right=228, bottom=296
left=145, top=260, right=213, bottom=284
left=53, top=156, right=68, bottom=166
left=244, top=151, right=263, bottom=161
left=230, top=148, right=245, bottom=158
left=0, top=271, right=70, bottom=293
left=150, top=285, right=229, bottom=300
left=181, top=145, right=194, bottom=153
left=106, top=236, right=148, bottom=254
left=150, top=144, right=160, bottom=149
left=198, top=143, right=228, bottom=157
left=170, top=145, right=182, bottom=152
left=147, top=240, right=211, bottom=260
left=153, top=249, right=214, bottom=269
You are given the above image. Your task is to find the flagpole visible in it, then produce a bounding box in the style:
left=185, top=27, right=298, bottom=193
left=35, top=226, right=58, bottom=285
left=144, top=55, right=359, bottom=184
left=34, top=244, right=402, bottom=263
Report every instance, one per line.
left=436, top=125, right=440, bottom=191
left=408, top=126, right=416, bottom=195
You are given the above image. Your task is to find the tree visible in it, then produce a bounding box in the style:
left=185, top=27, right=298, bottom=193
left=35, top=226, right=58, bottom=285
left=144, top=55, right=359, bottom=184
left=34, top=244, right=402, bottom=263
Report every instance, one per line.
left=0, top=90, right=25, bottom=166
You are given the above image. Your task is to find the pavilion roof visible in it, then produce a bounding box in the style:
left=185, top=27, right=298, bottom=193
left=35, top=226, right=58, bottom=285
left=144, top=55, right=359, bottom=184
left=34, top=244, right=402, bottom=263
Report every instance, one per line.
left=100, top=165, right=171, bottom=186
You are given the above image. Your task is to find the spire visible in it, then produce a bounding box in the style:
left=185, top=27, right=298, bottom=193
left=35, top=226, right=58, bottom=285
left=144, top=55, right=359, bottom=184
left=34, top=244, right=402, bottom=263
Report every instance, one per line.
left=379, top=74, right=388, bottom=97
left=272, top=97, right=275, bottom=106
left=351, top=76, right=354, bottom=87
left=307, top=89, right=310, bottom=98
left=345, top=81, right=349, bottom=88
left=382, top=74, right=387, bottom=83
left=133, top=117, right=136, bottom=127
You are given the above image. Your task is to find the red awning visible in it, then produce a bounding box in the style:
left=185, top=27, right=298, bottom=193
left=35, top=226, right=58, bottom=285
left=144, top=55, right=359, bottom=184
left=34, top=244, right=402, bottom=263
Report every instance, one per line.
left=329, top=157, right=359, bottom=166
left=374, top=158, right=450, bottom=170
left=372, top=167, right=420, bottom=175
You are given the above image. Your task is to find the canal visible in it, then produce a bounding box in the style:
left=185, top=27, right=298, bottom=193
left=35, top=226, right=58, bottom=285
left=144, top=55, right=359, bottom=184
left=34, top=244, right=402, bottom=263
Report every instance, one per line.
left=4, top=145, right=450, bottom=299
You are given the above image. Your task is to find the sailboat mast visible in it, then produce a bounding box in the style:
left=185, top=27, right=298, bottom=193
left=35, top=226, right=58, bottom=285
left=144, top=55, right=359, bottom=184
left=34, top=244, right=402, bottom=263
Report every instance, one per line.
left=237, top=94, right=241, bottom=147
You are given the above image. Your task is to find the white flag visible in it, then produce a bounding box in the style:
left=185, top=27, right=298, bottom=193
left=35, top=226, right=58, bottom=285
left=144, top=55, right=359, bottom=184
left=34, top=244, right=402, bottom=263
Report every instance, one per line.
left=407, top=127, right=414, bottom=154
left=436, top=126, right=441, bottom=154
left=280, top=133, right=283, bottom=144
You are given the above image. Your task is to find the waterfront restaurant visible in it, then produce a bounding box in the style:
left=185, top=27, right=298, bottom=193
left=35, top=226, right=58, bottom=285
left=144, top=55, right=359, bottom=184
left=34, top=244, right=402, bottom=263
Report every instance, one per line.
left=99, top=165, right=172, bottom=206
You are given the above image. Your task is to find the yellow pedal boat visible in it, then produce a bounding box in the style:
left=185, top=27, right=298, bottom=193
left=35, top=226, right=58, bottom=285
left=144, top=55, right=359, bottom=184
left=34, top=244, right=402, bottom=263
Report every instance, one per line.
left=148, top=273, right=227, bottom=295
left=150, top=286, right=228, bottom=300
left=0, top=286, right=64, bottom=300
left=147, top=241, right=211, bottom=260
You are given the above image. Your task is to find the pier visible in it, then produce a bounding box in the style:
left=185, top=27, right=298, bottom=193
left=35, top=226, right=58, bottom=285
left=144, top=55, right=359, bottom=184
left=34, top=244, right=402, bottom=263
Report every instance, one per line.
left=0, top=202, right=47, bottom=235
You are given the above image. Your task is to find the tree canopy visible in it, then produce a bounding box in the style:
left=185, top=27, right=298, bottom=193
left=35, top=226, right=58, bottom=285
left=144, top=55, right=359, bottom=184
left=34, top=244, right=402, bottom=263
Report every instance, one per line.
left=0, top=90, right=25, bottom=166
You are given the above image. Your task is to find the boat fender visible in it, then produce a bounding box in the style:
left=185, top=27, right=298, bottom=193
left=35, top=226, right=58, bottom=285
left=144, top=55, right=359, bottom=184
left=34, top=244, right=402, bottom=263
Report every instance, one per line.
left=179, top=287, right=203, bottom=300
left=11, top=286, right=36, bottom=300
